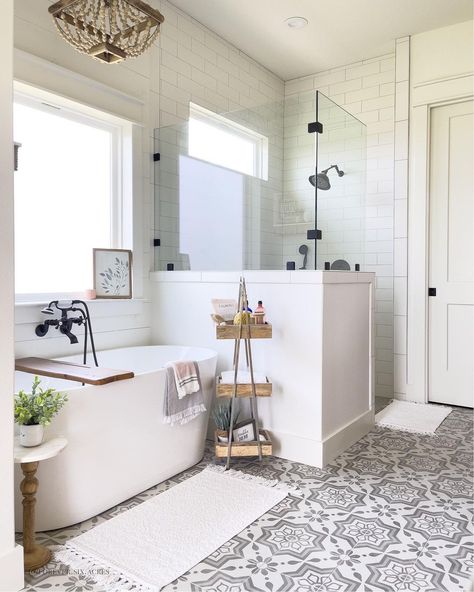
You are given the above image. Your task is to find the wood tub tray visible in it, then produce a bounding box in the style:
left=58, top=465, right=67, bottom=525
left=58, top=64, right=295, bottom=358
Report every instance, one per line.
left=15, top=357, right=135, bottom=386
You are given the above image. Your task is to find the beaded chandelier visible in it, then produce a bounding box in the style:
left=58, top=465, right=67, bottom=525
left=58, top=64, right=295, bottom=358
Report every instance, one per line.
left=48, top=0, right=164, bottom=64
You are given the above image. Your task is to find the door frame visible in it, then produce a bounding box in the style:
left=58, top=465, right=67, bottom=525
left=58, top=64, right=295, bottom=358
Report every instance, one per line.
left=406, top=74, right=473, bottom=403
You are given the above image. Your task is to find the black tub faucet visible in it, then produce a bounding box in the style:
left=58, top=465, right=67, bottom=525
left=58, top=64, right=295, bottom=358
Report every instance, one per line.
left=35, top=300, right=98, bottom=366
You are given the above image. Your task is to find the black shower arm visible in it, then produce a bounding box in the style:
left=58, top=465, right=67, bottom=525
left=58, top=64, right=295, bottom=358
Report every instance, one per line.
left=321, top=164, right=344, bottom=176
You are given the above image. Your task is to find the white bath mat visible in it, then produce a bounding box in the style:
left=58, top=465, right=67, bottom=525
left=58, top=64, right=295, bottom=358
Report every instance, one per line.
left=56, top=466, right=298, bottom=592
left=375, top=400, right=452, bottom=434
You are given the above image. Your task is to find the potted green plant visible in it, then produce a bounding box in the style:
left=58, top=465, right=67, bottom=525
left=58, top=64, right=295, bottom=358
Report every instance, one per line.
left=14, top=376, right=68, bottom=447
left=212, top=401, right=239, bottom=443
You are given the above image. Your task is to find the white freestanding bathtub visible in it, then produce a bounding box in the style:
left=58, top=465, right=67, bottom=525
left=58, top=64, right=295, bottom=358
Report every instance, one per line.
left=14, top=345, right=217, bottom=532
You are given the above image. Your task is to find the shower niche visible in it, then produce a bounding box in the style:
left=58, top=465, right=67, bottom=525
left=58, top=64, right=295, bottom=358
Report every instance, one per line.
left=153, top=91, right=367, bottom=272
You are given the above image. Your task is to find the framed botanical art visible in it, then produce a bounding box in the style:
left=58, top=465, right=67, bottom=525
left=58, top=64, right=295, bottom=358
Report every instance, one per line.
left=93, top=248, right=132, bottom=299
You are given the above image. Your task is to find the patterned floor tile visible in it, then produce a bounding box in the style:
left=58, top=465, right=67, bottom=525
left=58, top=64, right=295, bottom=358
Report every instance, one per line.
left=19, top=402, right=473, bottom=592
left=365, top=555, right=446, bottom=591
left=334, top=514, right=402, bottom=552
left=278, top=564, right=357, bottom=592
left=414, top=546, right=474, bottom=592
left=404, top=509, right=471, bottom=546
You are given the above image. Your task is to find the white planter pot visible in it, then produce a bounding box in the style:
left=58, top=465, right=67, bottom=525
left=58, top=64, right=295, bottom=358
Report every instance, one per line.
left=19, top=424, right=44, bottom=447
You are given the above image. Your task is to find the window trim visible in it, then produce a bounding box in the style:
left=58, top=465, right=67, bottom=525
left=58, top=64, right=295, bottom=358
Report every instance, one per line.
left=189, top=102, right=269, bottom=181
left=13, top=84, right=132, bottom=301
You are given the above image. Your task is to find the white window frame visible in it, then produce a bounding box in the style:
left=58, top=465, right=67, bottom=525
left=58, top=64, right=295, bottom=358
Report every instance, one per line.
left=189, top=102, right=269, bottom=181
left=13, top=83, right=133, bottom=303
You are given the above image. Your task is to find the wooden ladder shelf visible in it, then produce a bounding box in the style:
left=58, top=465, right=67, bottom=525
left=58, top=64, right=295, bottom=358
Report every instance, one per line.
left=214, top=277, right=272, bottom=468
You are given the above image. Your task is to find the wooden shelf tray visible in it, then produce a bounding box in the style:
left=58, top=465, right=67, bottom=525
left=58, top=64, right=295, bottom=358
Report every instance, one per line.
left=216, top=324, right=272, bottom=340
left=15, top=357, right=135, bottom=386
left=214, top=429, right=272, bottom=458
left=216, top=377, right=272, bottom=397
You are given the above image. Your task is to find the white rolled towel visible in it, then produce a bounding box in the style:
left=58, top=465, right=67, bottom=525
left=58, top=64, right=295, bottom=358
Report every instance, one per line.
left=220, top=370, right=267, bottom=384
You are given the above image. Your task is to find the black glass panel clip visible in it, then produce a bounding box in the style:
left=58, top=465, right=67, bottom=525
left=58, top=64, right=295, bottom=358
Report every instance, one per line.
left=308, top=122, right=323, bottom=134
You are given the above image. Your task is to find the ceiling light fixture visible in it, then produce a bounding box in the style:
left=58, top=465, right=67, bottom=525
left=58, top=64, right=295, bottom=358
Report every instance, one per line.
left=285, top=16, right=308, bottom=29
left=48, top=0, right=165, bottom=64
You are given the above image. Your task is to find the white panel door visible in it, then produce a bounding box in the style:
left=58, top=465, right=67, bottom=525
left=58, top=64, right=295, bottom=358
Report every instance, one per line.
left=429, top=100, right=474, bottom=407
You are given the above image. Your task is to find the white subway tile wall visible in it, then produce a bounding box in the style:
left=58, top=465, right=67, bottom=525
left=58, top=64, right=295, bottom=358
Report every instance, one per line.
left=280, top=91, right=367, bottom=273
left=155, top=0, right=285, bottom=271
left=158, top=1, right=284, bottom=126
left=393, top=37, right=411, bottom=400
left=285, top=53, right=397, bottom=398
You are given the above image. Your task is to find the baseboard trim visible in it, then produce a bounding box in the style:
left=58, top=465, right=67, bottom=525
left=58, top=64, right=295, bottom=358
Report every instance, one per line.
left=270, top=429, right=325, bottom=467
left=321, top=409, right=374, bottom=465
left=270, top=409, right=374, bottom=468
left=0, top=545, right=23, bottom=592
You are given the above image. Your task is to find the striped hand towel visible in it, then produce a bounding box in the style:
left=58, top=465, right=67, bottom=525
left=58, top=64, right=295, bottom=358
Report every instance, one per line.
left=163, top=366, right=206, bottom=426
left=167, top=360, right=201, bottom=399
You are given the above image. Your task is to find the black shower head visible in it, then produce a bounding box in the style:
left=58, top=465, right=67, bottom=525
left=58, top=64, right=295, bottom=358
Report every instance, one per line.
left=308, top=173, right=331, bottom=190
left=308, top=164, right=344, bottom=191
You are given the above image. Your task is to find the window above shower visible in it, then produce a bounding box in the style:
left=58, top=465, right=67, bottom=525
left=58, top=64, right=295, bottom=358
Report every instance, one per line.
left=188, top=103, right=268, bottom=180
left=153, top=92, right=367, bottom=272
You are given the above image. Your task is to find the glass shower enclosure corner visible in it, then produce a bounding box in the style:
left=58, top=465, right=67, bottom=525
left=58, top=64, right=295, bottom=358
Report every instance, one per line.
left=153, top=91, right=367, bottom=272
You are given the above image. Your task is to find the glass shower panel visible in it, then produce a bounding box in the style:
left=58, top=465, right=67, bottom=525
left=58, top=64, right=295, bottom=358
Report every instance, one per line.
left=280, top=91, right=317, bottom=270
left=315, top=92, right=367, bottom=270
left=153, top=99, right=285, bottom=271
left=153, top=92, right=365, bottom=272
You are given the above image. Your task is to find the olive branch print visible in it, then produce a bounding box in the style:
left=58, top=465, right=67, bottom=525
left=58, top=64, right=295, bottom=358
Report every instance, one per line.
left=99, top=257, right=129, bottom=296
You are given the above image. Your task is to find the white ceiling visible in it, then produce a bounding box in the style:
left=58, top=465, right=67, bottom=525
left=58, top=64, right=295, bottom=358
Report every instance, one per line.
left=167, top=0, right=473, bottom=80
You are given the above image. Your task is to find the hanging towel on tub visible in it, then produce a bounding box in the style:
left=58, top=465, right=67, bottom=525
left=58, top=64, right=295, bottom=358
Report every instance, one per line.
left=163, top=364, right=206, bottom=426
left=166, top=360, right=201, bottom=399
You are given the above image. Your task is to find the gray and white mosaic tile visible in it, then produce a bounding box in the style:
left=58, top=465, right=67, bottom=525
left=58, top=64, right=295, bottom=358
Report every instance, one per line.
left=20, top=403, right=473, bottom=592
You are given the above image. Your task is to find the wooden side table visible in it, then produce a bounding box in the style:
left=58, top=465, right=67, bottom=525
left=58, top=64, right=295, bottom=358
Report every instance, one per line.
left=14, top=436, right=67, bottom=571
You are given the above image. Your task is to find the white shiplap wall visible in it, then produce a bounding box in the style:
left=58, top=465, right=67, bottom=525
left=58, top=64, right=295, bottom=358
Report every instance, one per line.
left=284, top=55, right=396, bottom=398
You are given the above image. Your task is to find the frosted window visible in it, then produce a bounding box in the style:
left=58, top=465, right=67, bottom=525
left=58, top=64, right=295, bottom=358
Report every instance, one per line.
left=188, top=103, right=268, bottom=180
left=14, top=102, right=115, bottom=295
left=179, top=155, right=243, bottom=270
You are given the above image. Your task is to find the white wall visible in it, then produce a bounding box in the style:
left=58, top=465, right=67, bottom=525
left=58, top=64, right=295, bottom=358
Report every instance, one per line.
left=150, top=270, right=374, bottom=466
left=13, top=0, right=284, bottom=358
left=410, top=21, right=474, bottom=86
left=12, top=3, right=472, bottom=407
left=285, top=54, right=396, bottom=398
left=0, top=0, right=25, bottom=589
left=14, top=0, right=155, bottom=357
left=155, top=8, right=284, bottom=271
left=393, top=38, right=410, bottom=400
left=400, top=21, right=474, bottom=402
left=284, top=22, right=474, bottom=403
